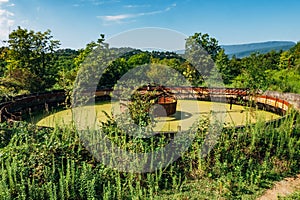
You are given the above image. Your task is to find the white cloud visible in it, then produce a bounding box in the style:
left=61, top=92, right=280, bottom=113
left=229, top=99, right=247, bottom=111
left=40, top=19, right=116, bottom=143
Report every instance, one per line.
left=98, top=3, right=177, bottom=24
left=80, top=0, right=119, bottom=6
left=0, top=9, right=13, bottom=16
left=101, top=14, right=133, bottom=22
left=124, top=4, right=150, bottom=8
left=0, top=0, right=14, bottom=41
left=0, top=0, right=9, bottom=4
left=166, top=3, right=176, bottom=11
left=73, top=0, right=119, bottom=8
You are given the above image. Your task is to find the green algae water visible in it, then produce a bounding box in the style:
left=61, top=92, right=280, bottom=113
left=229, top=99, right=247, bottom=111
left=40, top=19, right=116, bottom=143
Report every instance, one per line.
left=34, top=100, right=280, bottom=132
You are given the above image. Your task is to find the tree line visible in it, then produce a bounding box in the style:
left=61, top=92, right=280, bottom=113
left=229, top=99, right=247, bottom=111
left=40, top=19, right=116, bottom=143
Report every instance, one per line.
left=0, top=27, right=299, bottom=98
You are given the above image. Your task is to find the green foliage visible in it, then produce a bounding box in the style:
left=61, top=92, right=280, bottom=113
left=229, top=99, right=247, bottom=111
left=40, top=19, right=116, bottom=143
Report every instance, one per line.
left=52, top=49, right=79, bottom=91
left=278, top=190, right=300, bottom=199
left=215, top=49, right=241, bottom=84
left=267, top=68, right=300, bottom=93
left=74, top=36, right=105, bottom=68
left=1, top=29, right=299, bottom=97
left=186, top=33, right=221, bottom=61
left=98, top=57, right=131, bottom=87
left=233, top=54, right=268, bottom=93
left=230, top=45, right=299, bottom=93
left=185, top=33, right=220, bottom=84
left=127, top=91, right=157, bottom=127
left=0, top=109, right=299, bottom=199
left=0, top=47, right=8, bottom=77
left=127, top=52, right=151, bottom=67
left=3, top=27, right=60, bottom=93
left=279, top=51, right=293, bottom=69
left=230, top=47, right=300, bottom=93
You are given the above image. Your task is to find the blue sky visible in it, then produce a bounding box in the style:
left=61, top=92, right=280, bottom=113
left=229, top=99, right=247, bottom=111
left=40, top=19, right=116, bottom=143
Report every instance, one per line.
left=1, top=0, right=300, bottom=49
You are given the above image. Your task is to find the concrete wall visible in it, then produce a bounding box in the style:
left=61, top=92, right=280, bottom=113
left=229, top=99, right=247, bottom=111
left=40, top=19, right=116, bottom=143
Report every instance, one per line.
left=264, top=91, right=300, bottom=111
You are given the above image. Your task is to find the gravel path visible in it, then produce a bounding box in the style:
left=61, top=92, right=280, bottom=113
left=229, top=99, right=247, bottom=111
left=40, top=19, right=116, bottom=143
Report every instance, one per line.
left=257, top=174, right=300, bottom=200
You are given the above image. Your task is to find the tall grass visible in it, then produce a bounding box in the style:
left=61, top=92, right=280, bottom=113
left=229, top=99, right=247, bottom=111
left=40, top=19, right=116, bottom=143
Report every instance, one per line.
left=0, top=108, right=299, bottom=199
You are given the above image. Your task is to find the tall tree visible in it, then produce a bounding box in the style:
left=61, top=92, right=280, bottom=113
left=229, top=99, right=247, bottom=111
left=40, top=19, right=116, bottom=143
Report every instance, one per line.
left=279, top=51, right=293, bottom=69
left=215, top=49, right=232, bottom=84
left=59, top=34, right=106, bottom=91
left=3, top=26, right=60, bottom=92
left=186, top=33, right=221, bottom=61
left=185, top=33, right=222, bottom=85
left=234, top=53, right=269, bottom=92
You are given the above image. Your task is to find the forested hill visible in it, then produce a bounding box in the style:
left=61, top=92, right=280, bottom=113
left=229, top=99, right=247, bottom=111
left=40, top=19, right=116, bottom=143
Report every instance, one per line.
left=1, top=28, right=299, bottom=96
left=222, top=41, right=296, bottom=58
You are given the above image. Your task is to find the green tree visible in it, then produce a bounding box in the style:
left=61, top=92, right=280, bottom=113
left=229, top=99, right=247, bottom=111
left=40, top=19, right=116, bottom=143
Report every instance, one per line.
left=260, top=50, right=281, bottom=70
left=186, top=33, right=221, bottom=61
left=99, top=57, right=130, bottom=87
left=74, top=37, right=104, bottom=68
left=234, top=53, right=269, bottom=92
left=3, top=26, right=60, bottom=92
left=98, top=51, right=150, bottom=88
left=127, top=52, right=151, bottom=67
left=0, top=47, right=8, bottom=77
left=266, top=44, right=300, bottom=93
left=59, top=34, right=105, bottom=92
left=185, top=33, right=222, bottom=85
left=53, top=49, right=79, bottom=90
left=268, top=68, right=300, bottom=93
left=289, top=42, right=300, bottom=68
left=215, top=49, right=233, bottom=84
left=279, top=51, right=293, bottom=69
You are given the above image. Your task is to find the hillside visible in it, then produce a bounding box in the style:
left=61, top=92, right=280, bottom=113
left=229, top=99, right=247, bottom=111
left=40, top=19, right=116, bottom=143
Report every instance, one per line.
left=222, top=41, right=296, bottom=58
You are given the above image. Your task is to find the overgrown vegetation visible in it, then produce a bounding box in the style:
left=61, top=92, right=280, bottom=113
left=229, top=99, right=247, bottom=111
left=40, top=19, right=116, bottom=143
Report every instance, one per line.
left=0, top=109, right=299, bottom=199
left=279, top=190, right=300, bottom=199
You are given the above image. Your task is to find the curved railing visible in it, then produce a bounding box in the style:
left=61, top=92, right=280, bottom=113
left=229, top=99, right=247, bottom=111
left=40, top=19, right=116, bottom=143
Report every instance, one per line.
left=0, top=87, right=297, bottom=124
left=0, top=90, right=66, bottom=122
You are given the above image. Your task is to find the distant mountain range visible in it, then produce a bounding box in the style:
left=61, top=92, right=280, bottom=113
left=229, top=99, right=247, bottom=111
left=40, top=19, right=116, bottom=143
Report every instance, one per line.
left=174, top=41, right=296, bottom=58
left=222, top=41, right=296, bottom=58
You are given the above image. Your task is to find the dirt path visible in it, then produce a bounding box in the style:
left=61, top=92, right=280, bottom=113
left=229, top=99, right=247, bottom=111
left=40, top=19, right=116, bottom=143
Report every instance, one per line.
left=257, top=174, right=300, bottom=200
